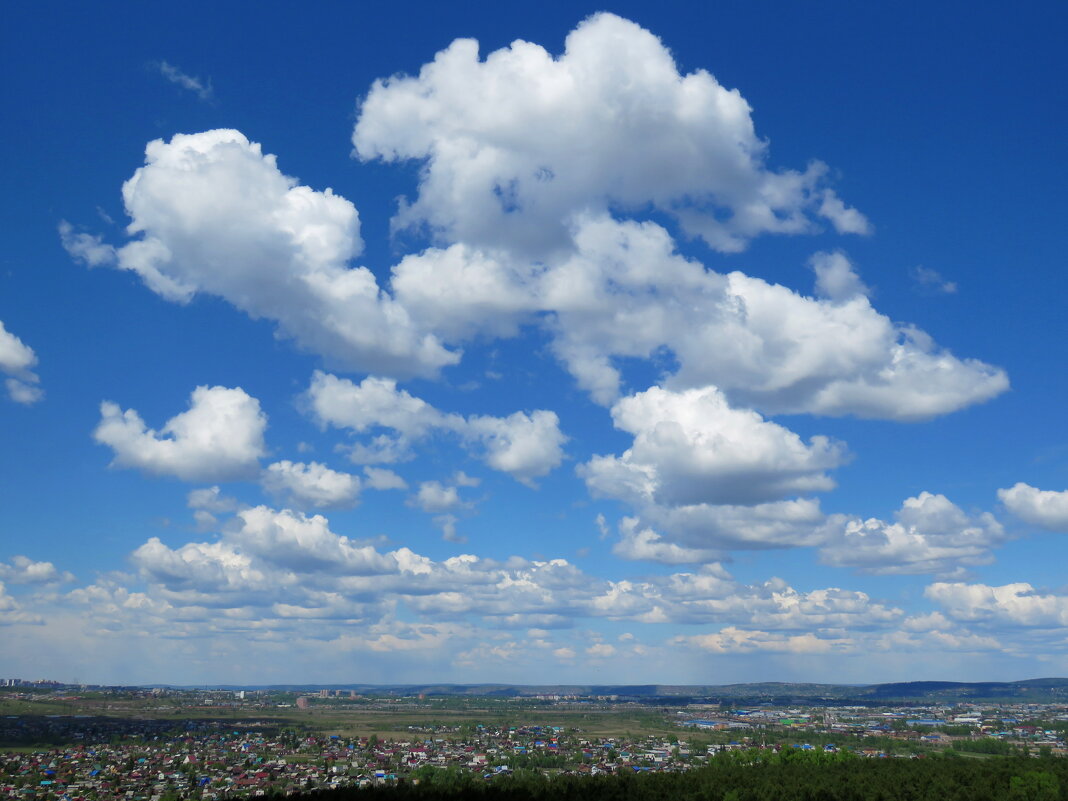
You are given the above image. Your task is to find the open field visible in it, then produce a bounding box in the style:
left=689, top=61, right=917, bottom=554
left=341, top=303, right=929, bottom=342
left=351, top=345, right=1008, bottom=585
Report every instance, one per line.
left=292, top=707, right=681, bottom=739
left=0, top=694, right=683, bottom=745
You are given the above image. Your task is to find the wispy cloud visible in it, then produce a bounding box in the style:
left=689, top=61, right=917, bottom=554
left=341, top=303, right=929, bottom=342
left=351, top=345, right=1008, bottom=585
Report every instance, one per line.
left=156, top=61, right=213, bottom=101
left=911, top=265, right=958, bottom=295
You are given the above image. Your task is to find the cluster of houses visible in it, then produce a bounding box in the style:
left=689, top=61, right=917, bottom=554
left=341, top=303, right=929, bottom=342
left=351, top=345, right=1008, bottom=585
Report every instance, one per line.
left=3, top=699, right=1067, bottom=800
left=0, top=718, right=728, bottom=800
left=680, top=702, right=1068, bottom=754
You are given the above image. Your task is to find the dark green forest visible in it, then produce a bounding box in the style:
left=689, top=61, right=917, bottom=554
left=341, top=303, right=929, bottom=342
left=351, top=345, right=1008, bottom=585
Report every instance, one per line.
left=292, top=752, right=1065, bottom=801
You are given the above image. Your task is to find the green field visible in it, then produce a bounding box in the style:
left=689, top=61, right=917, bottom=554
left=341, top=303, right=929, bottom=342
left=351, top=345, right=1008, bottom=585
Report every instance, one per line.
left=0, top=693, right=685, bottom=744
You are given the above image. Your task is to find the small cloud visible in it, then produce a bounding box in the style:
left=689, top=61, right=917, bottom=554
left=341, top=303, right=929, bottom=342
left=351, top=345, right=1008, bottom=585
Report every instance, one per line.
left=0, top=556, right=74, bottom=585
left=911, top=265, right=958, bottom=295
left=408, top=477, right=481, bottom=542
left=58, top=221, right=116, bottom=268
left=595, top=513, right=609, bottom=540
left=409, top=481, right=466, bottom=514
left=453, top=470, right=481, bottom=488
left=187, top=486, right=242, bottom=514
left=363, top=466, right=408, bottom=491
left=156, top=61, right=214, bottom=102
left=586, top=642, right=616, bottom=658
left=0, top=320, right=43, bottom=405
left=261, top=460, right=362, bottom=510
left=435, top=514, right=466, bottom=543
left=818, top=190, right=872, bottom=236
left=6, top=378, right=42, bottom=405
left=810, top=251, right=869, bottom=301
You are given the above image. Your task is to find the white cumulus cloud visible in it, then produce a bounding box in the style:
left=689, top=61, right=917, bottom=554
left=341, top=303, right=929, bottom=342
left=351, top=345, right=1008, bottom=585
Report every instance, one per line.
left=927, top=581, right=1068, bottom=628
left=390, top=215, right=1005, bottom=418
left=0, top=320, right=43, bottom=405
left=362, top=467, right=408, bottom=491
left=354, top=12, right=868, bottom=255
left=998, top=482, right=1068, bottom=531
left=410, top=481, right=467, bottom=514
left=228, top=506, right=396, bottom=576
left=0, top=556, right=74, bottom=585
left=819, top=492, right=1006, bottom=575
left=65, top=130, right=458, bottom=377
left=305, top=371, right=565, bottom=483
left=262, top=460, right=362, bottom=509
left=94, top=385, right=267, bottom=481
left=581, top=385, right=846, bottom=507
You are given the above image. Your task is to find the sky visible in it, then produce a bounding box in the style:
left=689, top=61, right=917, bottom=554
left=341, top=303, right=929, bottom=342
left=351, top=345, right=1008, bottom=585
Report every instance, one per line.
left=1, top=0, right=1067, bottom=686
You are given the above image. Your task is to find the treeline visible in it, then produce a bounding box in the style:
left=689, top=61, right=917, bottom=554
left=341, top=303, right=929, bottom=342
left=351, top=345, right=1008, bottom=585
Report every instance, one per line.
left=289, top=752, right=1066, bottom=801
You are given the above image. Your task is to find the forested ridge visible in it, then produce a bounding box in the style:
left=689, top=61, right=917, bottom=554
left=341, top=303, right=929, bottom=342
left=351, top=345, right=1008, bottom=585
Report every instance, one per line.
left=291, top=752, right=1066, bottom=801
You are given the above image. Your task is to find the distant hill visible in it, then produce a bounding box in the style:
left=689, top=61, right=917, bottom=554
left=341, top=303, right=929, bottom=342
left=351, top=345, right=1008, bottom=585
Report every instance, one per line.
left=168, top=678, right=1068, bottom=704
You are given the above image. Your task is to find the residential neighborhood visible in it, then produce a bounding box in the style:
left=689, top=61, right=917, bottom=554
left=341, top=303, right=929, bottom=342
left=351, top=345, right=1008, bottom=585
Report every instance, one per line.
left=2, top=685, right=1067, bottom=800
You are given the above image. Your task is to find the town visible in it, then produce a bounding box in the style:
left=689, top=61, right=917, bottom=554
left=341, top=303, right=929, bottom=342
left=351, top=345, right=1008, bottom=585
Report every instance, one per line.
left=2, top=683, right=1067, bottom=800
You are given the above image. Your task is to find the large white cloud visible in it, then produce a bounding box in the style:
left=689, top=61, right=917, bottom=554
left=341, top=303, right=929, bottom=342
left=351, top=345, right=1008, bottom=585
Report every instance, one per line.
left=305, top=371, right=566, bottom=484
left=130, top=537, right=278, bottom=606
left=94, top=385, right=267, bottom=481
left=998, top=482, right=1068, bottom=531
left=547, top=221, right=1007, bottom=415
left=391, top=216, right=1006, bottom=417
left=0, top=320, right=43, bottom=405
left=62, top=130, right=457, bottom=377
left=819, top=492, right=1006, bottom=575
left=354, top=12, right=868, bottom=256
left=927, top=581, right=1068, bottom=628
left=349, top=12, right=1002, bottom=418
left=228, top=506, right=397, bottom=576
left=581, top=385, right=845, bottom=507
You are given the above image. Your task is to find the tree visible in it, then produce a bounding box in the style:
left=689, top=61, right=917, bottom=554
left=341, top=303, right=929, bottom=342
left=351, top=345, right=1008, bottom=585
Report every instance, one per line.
left=1008, top=771, right=1059, bottom=801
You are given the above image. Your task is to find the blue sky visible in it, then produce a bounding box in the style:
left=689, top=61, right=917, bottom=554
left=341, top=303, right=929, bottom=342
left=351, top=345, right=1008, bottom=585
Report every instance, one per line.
left=2, top=1, right=1067, bottom=685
